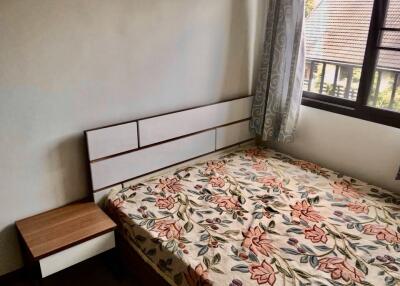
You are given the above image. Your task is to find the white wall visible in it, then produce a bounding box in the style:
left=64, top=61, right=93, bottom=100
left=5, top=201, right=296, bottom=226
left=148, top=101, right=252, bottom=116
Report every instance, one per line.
left=273, top=106, right=400, bottom=192
left=0, top=0, right=266, bottom=275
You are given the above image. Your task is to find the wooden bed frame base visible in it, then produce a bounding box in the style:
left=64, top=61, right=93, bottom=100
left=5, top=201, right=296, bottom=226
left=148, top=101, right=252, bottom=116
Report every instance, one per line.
left=115, top=230, right=171, bottom=286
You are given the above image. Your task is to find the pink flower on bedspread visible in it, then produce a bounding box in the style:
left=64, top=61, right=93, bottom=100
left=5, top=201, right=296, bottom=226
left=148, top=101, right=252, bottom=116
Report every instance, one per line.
left=155, top=195, right=175, bottom=210
left=242, top=226, right=275, bottom=256
left=209, top=176, right=225, bottom=188
left=304, top=225, right=328, bottom=243
left=112, top=198, right=124, bottom=208
left=257, top=176, right=284, bottom=189
left=156, top=177, right=183, bottom=194
left=107, top=198, right=125, bottom=219
left=330, top=181, right=360, bottom=199
left=249, top=260, right=276, bottom=285
left=153, top=219, right=182, bottom=240
left=290, top=200, right=324, bottom=222
left=347, top=202, right=369, bottom=214
left=252, top=161, right=268, bottom=171
left=318, top=257, right=364, bottom=283
left=293, top=160, right=321, bottom=173
left=184, top=264, right=211, bottom=286
left=205, top=160, right=226, bottom=174
left=210, top=195, right=241, bottom=210
left=245, top=148, right=267, bottom=158
left=363, top=224, right=400, bottom=243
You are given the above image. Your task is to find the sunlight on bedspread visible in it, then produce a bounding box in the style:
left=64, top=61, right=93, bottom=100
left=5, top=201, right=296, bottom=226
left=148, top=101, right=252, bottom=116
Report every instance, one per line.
left=107, top=145, right=400, bottom=286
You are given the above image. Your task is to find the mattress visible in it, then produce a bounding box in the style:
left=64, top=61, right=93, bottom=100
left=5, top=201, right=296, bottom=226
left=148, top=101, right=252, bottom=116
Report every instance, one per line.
left=106, top=145, right=400, bottom=286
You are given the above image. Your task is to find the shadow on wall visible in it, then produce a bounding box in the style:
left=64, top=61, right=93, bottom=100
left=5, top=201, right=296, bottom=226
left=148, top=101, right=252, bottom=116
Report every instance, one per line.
left=222, top=0, right=267, bottom=97
left=50, top=134, right=91, bottom=204
left=220, top=0, right=250, bottom=96
left=0, top=225, right=23, bottom=276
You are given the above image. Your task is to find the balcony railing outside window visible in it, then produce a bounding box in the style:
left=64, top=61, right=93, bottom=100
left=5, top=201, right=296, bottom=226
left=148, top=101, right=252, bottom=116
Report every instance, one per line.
left=304, top=60, right=400, bottom=111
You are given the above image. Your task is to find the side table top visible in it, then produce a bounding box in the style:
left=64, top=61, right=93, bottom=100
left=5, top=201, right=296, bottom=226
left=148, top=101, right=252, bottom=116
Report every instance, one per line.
left=16, top=202, right=116, bottom=260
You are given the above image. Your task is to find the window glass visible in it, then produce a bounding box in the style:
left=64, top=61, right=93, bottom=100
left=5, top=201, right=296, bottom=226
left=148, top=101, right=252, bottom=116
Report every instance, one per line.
left=367, top=0, right=400, bottom=112
left=384, top=0, right=400, bottom=28
left=368, top=63, right=400, bottom=112
left=304, top=0, right=374, bottom=100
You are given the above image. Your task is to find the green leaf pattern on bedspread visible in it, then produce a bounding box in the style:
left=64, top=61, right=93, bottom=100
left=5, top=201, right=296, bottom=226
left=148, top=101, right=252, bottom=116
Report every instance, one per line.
left=106, top=146, right=400, bottom=286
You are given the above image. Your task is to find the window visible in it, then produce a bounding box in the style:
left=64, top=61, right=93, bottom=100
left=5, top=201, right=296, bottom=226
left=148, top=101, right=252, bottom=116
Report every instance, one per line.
left=302, top=0, right=400, bottom=128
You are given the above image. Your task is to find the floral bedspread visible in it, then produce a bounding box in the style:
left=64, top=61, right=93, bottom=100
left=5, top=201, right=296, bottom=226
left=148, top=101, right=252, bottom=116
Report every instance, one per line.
left=106, top=145, right=400, bottom=286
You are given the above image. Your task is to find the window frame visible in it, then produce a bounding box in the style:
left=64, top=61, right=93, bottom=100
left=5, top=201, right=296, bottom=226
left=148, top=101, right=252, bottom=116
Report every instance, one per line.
left=301, top=0, right=400, bottom=129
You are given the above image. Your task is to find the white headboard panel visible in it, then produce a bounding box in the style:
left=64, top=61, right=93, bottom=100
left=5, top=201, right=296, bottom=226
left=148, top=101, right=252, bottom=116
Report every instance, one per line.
left=138, top=96, right=252, bottom=147
left=85, top=95, right=254, bottom=194
left=90, top=130, right=215, bottom=190
left=216, top=120, right=253, bottom=150
left=86, top=122, right=138, bottom=160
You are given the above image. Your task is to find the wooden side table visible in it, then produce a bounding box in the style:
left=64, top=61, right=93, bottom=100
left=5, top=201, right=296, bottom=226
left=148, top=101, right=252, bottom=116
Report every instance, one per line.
left=16, top=202, right=116, bottom=278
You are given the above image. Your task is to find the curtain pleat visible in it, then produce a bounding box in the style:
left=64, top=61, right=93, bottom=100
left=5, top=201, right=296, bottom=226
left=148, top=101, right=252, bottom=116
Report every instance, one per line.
left=250, top=0, right=305, bottom=143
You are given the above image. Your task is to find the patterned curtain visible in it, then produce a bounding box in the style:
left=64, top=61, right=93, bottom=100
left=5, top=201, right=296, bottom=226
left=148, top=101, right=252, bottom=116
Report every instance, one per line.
left=250, top=0, right=305, bottom=143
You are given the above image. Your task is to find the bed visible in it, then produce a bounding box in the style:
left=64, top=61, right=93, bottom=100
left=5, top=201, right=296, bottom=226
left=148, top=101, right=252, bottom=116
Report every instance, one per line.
left=85, top=96, right=400, bottom=286
left=106, top=144, right=400, bottom=286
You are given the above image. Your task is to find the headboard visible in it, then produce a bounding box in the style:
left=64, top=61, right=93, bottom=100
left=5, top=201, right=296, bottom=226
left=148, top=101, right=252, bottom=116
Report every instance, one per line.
left=85, top=95, right=254, bottom=202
